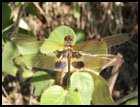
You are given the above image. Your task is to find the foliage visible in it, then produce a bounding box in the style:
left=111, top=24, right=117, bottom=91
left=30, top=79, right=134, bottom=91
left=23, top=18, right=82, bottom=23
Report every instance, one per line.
left=74, top=2, right=81, bottom=19
left=124, top=99, right=138, bottom=105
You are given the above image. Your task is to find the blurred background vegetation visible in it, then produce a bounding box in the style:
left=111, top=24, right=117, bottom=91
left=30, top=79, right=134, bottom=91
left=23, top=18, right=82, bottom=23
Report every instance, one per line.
left=2, top=2, right=138, bottom=105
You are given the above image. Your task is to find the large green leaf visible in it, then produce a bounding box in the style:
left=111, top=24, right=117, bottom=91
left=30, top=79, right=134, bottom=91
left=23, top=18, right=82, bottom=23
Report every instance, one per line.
left=40, top=25, right=76, bottom=53
left=70, top=71, right=94, bottom=105
left=40, top=85, right=65, bottom=105
left=63, top=90, right=83, bottom=105
left=89, top=71, right=116, bottom=105
left=48, top=25, right=76, bottom=44
left=31, top=71, right=54, bottom=96
left=40, top=85, right=82, bottom=105
left=2, top=42, right=19, bottom=77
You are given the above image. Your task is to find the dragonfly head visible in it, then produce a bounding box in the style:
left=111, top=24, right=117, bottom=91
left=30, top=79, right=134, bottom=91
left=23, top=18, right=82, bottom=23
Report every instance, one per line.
left=64, top=35, right=73, bottom=47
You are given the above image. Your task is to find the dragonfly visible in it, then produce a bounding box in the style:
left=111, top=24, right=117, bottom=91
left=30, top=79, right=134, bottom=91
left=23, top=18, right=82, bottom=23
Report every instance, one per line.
left=9, top=33, right=132, bottom=88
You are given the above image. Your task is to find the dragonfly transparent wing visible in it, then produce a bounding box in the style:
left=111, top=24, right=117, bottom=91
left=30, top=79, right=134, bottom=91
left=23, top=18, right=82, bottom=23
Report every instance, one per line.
left=14, top=54, right=56, bottom=70
left=14, top=52, right=68, bottom=72
left=73, top=33, right=131, bottom=54
left=102, top=33, right=131, bottom=48
left=9, top=33, right=44, bottom=55
left=79, top=53, right=117, bottom=73
left=9, top=33, right=65, bottom=54
left=40, top=40, right=64, bottom=54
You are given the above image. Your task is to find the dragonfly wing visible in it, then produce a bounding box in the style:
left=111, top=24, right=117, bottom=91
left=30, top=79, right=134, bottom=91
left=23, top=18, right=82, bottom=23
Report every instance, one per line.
left=14, top=54, right=56, bottom=71
left=73, top=40, right=108, bottom=54
left=81, top=54, right=116, bottom=72
left=102, top=33, right=132, bottom=48
left=40, top=40, right=64, bottom=54
left=9, top=33, right=44, bottom=55
left=73, top=33, right=131, bottom=54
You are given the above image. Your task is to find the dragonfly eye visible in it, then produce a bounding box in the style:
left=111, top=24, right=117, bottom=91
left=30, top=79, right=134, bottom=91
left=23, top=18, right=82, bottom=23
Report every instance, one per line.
left=64, top=35, right=73, bottom=42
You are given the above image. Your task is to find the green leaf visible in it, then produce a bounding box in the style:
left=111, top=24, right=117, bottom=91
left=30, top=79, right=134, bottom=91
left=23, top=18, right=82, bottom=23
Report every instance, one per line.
left=40, top=25, right=76, bottom=53
left=40, top=85, right=65, bottom=105
left=74, top=2, right=81, bottom=19
left=15, top=2, right=21, bottom=7
left=2, top=42, right=19, bottom=77
left=75, top=29, right=85, bottom=43
left=31, top=71, right=54, bottom=96
left=22, top=69, right=33, bottom=78
left=48, top=25, right=76, bottom=45
left=70, top=71, right=94, bottom=105
left=25, top=3, right=40, bottom=17
left=2, top=2, right=13, bottom=44
left=40, top=85, right=83, bottom=105
left=2, top=2, right=13, bottom=30
left=124, top=99, right=138, bottom=105
left=89, top=71, right=116, bottom=105
left=63, top=90, right=83, bottom=105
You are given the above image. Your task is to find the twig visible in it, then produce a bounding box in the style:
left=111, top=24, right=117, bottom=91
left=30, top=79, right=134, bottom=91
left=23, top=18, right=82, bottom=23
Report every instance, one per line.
left=33, top=2, right=50, bottom=23
left=115, top=90, right=138, bottom=105
left=13, top=2, right=25, bottom=33
left=2, top=24, right=14, bottom=33
left=29, top=85, right=34, bottom=105
left=2, top=85, right=12, bottom=105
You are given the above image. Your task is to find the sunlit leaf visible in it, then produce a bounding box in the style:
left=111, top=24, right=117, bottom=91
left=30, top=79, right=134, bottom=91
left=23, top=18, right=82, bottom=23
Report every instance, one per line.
left=22, top=69, right=33, bottom=78
left=40, top=85, right=65, bottom=105
left=70, top=71, right=94, bottom=105
left=63, top=90, right=83, bottom=105
left=40, top=85, right=83, bottom=105
left=2, top=42, right=19, bottom=77
left=48, top=25, right=76, bottom=44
